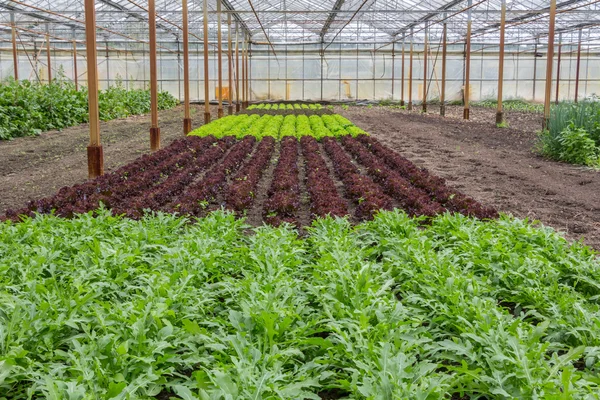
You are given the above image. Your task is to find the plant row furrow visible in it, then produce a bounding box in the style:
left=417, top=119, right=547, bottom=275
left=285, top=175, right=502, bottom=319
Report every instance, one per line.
left=341, top=135, right=445, bottom=217
left=263, top=137, right=300, bottom=226
left=356, top=134, right=498, bottom=219
left=3, top=136, right=215, bottom=220
left=225, top=137, right=276, bottom=212
left=112, top=137, right=237, bottom=218
left=322, top=137, right=393, bottom=220
left=300, top=136, right=348, bottom=219
left=172, top=136, right=257, bottom=217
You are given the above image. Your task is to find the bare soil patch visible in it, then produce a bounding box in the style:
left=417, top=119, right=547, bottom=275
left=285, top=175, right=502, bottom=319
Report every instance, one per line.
left=339, top=106, right=600, bottom=249
left=0, top=104, right=215, bottom=214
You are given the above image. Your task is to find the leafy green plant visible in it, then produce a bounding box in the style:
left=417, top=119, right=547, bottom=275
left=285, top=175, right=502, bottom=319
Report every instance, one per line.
left=0, top=77, right=178, bottom=140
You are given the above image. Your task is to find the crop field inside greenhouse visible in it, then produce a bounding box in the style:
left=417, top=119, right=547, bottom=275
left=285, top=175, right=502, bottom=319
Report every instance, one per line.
left=2, top=0, right=600, bottom=399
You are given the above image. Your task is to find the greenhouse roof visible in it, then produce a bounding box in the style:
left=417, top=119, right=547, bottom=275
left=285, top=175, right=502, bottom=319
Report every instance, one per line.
left=1, top=0, right=599, bottom=51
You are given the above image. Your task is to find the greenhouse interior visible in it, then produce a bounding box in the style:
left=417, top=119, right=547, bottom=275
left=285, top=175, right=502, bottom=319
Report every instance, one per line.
left=2, top=0, right=600, bottom=399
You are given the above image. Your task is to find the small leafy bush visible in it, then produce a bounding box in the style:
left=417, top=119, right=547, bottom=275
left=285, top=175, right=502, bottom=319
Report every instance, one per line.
left=539, top=123, right=599, bottom=167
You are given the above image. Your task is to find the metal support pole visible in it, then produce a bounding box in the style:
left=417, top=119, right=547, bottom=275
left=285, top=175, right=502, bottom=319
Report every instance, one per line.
left=423, top=25, right=428, bottom=113
left=464, top=9, right=472, bottom=120
left=401, top=39, right=405, bottom=107
left=84, top=0, right=103, bottom=178
left=408, top=29, right=413, bottom=111
left=533, top=42, right=538, bottom=100
left=217, top=0, right=223, bottom=118
left=574, top=29, right=582, bottom=103
left=496, top=0, right=506, bottom=124
left=241, top=38, right=246, bottom=108
left=203, top=0, right=211, bottom=123
left=182, top=0, right=192, bottom=134
left=440, top=23, right=447, bottom=116
left=235, top=22, right=240, bottom=112
left=391, top=42, right=395, bottom=100
left=248, top=41, right=251, bottom=105
left=73, top=41, right=78, bottom=90
left=11, top=14, right=18, bottom=81
left=149, top=0, right=160, bottom=151
left=320, top=43, right=324, bottom=102
left=543, top=0, right=557, bottom=129
left=227, top=13, right=234, bottom=115
left=555, top=33, right=562, bottom=104
left=46, top=33, right=52, bottom=83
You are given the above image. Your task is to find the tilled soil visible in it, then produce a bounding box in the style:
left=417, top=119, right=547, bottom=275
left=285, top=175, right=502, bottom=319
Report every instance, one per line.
left=0, top=104, right=216, bottom=214
left=338, top=106, right=600, bottom=249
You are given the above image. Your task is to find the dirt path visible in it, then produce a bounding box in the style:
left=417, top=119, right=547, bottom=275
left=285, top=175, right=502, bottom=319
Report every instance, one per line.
left=340, top=106, right=600, bottom=249
left=0, top=104, right=215, bottom=213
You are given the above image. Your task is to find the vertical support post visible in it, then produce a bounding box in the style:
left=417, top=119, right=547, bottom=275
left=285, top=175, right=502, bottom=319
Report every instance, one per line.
left=408, top=29, right=413, bottom=110
left=203, top=0, right=211, bottom=123
left=543, top=0, right=557, bottom=129
left=320, top=42, right=324, bottom=102
left=391, top=42, right=395, bottom=100
left=149, top=0, right=160, bottom=151
left=401, top=39, right=405, bottom=106
left=574, top=28, right=582, bottom=103
left=217, top=0, right=223, bottom=118
left=241, top=38, right=246, bottom=108
left=84, top=0, right=103, bottom=178
left=227, top=13, right=234, bottom=115
left=73, top=41, right=78, bottom=90
left=11, top=14, right=18, bottom=81
left=46, top=33, right=52, bottom=83
left=555, top=33, right=562, bottom=104
left=235, top=22, right=240, bottom=112
left=532, top=42, right=538, bottom=100
left=496, top=0, right=506, bottom=124
left=440, top=22, right=447, bottom=116
left=246, top=40, right=252, bottom=108
left=422, top=24, right=428, bottom=113
left=464, top=5, right=472, bottom=120
left=182, top=0, right=192, bottom=134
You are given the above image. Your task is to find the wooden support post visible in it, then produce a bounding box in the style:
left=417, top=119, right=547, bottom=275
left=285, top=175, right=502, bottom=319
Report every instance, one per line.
left=555, top=33, right=562, bottom=104
left=11, top=19, right=18, bottom=81
left=203, top=0, right=211, bottom=124
left=574, top=29, right=582, bottom=103
left=235, top=23, right=240, bottom=112
left=464, top=18, right=472, bottom=120
left=84, top=0, right=103, bottom=178
left=440, top=23, right=447, bottom=116
left=182, top=0, right=191, bottom=134
left=217, top=0, right=223, bottom=118
left=496, top=0, right=506, bottom=124
left=408, top=31, right=413, bottom=110
left=149, top=0, right=160, bottom=151
left=422, top=25, right=428, bottom=113
left=400, top=39, right=405, bottom=106
left=227, top=13, right=234, bottom=115
left=543, top=0, right=557, bottom=130
left=73, top=41, right=78, bottom=91
left=46, top=33, right=52, bottom=83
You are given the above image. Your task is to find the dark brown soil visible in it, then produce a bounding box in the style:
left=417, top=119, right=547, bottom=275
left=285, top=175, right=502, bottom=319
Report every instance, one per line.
left=0, top=104, right=216, bottom=214
left=338, top=105, right=600, bottom=249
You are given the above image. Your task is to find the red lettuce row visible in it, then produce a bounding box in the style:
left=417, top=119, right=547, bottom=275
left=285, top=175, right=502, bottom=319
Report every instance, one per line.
left=300, top=136, right=348, bottom=219
left=322, top=137, right=393, bottom=220
left=356, top=135, right=498, bottom=219
left=263, top=137, right=300, bottom=226
left=170, top=136, right=257, bottom=217
left=341, top=136, right=444, bottom=217
left=3, top=136, right=216, bottom=220
left=225, top=137, right=276, bottom=212
left=112, top=137, right=237, bottom=218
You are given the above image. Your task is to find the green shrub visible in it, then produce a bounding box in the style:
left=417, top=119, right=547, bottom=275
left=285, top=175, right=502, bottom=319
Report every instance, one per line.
left=0, top=77, right=179, bottom=140
left=539, top=123, right=599, bottom=167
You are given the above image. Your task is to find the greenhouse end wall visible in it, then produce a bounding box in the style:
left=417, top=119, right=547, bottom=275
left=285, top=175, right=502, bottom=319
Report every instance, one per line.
left=1, top=42, right=598, bottom=103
